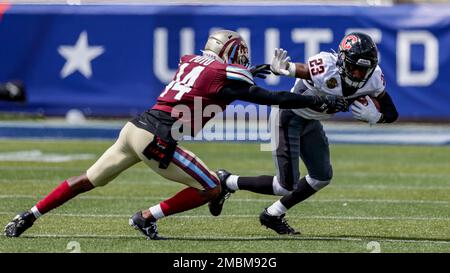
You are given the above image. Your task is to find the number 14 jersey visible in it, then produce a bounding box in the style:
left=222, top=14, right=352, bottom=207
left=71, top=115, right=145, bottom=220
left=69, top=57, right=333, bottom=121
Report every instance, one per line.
left=152, top=54, right=254, bottom=135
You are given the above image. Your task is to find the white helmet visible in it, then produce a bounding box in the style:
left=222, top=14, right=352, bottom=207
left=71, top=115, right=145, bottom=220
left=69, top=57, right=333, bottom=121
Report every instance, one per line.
left=203, top=30, right=250, bottom=67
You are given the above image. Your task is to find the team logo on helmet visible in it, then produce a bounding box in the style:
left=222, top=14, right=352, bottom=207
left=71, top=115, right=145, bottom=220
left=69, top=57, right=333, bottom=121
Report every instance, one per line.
left=326, top=77, right=338, bottom=89
left=340, top=35, right=358, bottom=50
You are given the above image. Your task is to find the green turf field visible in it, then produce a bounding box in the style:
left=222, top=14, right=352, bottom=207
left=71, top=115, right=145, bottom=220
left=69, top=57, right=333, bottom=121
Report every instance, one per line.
left=0, top=139, right=449, bottom=253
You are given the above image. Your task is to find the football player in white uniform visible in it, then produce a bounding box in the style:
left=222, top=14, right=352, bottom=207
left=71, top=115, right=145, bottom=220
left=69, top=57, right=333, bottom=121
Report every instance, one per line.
left=208, top=33, right=398, bottom=235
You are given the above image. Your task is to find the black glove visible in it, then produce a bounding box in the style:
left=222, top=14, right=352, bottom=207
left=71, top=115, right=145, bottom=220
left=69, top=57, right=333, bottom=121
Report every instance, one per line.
left=249, top=64, right=272, bottom=79
left=0, top=81, right=26, bottom=102
left=315, top=95, right=349, bottom=112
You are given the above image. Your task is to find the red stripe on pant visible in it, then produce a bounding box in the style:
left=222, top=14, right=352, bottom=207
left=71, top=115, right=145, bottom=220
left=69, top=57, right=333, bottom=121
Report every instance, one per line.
left=174, top=147, right=219, bottom=187
left=171, top=156, right=211, bottom=189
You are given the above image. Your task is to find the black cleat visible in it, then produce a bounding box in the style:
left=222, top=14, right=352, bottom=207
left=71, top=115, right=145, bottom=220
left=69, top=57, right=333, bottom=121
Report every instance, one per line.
left=208, top=169, right=235, bottom=216
left=4, top=211, right=35, bottom=237
left=129, top=211, right=163, bottom=240
left=259, top=209, right=300, bottom=235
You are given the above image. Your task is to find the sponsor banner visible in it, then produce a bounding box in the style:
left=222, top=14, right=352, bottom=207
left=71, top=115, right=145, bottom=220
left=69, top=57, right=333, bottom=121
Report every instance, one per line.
left=0, top=4, right=449, bottom=119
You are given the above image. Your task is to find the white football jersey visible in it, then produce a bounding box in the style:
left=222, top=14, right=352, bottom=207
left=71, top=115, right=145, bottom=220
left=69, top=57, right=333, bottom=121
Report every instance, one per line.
left=291, top=51, right=386, bottom=120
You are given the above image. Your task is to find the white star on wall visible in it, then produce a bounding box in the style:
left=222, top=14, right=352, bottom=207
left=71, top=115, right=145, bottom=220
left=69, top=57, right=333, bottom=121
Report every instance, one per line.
left=58, top=31, right=105, bottom=79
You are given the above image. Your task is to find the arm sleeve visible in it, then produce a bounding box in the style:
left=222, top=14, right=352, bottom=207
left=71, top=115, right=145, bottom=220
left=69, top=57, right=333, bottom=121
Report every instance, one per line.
left=218, top=82, right=321, bottom=109
left=377, top=91, right=399, bottom=123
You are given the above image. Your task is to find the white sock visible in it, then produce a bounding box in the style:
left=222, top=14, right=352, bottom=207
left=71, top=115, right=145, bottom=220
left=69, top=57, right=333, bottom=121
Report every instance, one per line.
left=149, top=204, right=165, bottom=220
left=30, top=206, right=42, bottom=219
left=226, top=175, right=240, bottom=191
left=266, top=200, right=287, bottom=217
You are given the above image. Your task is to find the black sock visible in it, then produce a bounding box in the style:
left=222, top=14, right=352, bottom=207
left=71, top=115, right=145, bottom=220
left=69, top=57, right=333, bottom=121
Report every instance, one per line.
left=280, top=177, right=317, bottom=209
left=237, top=176, right=275, bottom=195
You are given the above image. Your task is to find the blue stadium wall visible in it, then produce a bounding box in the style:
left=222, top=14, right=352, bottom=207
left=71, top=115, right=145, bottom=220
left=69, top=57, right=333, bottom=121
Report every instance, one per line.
left=0, top=4, right=449, bottom=120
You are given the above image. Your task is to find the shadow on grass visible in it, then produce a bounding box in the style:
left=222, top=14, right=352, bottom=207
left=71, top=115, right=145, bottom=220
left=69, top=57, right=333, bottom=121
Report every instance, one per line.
left=167, top=234, right=450, bottom=244
left=13, top=234, right=450, bottom=244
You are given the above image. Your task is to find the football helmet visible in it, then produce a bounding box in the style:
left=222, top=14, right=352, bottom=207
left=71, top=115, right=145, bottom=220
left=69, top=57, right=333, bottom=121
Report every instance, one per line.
left=337, top=32, right=378, bottom=89
left=203, top=30, right=250, bottom=67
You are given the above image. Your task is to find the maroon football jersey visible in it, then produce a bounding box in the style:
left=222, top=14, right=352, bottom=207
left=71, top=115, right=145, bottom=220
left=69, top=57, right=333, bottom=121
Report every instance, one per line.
left=152, top=54, right=254, bottom=136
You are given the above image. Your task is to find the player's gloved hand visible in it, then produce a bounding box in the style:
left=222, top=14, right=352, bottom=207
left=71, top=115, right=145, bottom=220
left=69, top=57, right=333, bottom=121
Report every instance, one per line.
left=270, top=48, right=292, bottom=76
left=351, top=95, right=382, bottom=125
left=249, top=64, right=272, bottom=79
left=315, top=95, right=349, bottom=112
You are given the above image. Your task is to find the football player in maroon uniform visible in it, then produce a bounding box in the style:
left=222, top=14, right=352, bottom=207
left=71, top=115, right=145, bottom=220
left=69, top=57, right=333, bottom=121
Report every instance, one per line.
left=4, top=30, right=347, bottom=239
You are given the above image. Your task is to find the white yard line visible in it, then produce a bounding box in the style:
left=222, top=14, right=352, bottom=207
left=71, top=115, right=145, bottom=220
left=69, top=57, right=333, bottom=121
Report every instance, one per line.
left=0, top=178, right=182, bottom=187
left=310, top=199, right=449, bottom=205
left=0, top=211, right=448, bottom=221
left=330, top=185, right=450, bottom=190
left=0, top=194, right=449, bottom=205
left=2, top=233, right=448, bottom=245
left=1, top=165, right=450, bottom=179
left=343, top=171, right=450, bottom=179
left=1, top=178, right=449, bottom=190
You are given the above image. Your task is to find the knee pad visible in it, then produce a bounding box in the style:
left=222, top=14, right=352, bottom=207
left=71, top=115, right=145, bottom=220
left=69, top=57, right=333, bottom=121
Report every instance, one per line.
left=305, top=175, right=331, bottom=191
left=272, top=176, right=292, bottom=196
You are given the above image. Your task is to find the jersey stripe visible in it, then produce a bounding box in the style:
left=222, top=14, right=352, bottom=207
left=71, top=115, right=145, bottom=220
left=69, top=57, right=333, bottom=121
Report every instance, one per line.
left=226, top=66, right=254, bottom=85
left=226, top=66, right=254, bottom=80
left=226, top=72, right=254, bottom=85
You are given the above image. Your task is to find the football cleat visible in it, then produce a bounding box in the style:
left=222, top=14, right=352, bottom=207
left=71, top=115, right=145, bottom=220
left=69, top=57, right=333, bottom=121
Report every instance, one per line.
left=129, top=211, right=163, bottom=240
left=259, top=209, right=300, bottom=235
left=208, top=169, right=234, bottom=216
left=4, top=211, right=36, bottom=237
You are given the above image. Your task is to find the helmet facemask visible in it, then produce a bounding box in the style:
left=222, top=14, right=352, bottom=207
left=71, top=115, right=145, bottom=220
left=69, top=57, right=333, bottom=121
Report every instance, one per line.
left=338, top=52, right=376, bottom=89
left=220, top=38, right=250, bottom=68
left=236, top=42, right=250, bottom=68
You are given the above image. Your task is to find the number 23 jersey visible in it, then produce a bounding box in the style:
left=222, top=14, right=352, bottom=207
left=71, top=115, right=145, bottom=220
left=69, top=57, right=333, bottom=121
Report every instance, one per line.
left=291, top=51, right=386, bottom=120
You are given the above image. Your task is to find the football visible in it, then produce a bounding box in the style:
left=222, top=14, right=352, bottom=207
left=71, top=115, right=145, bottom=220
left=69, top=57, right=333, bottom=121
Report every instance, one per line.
left=354, top=96, right=380, bottom=110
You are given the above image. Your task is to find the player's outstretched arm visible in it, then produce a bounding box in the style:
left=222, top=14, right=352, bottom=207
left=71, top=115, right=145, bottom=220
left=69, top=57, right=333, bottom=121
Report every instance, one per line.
left=218, top=82, right=348, bottom=111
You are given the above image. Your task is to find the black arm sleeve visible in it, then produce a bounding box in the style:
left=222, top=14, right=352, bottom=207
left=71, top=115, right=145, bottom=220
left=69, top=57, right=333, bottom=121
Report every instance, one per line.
left=218, top=82, right=321, bottom=109
left=377, top=91, right=399, bottom=123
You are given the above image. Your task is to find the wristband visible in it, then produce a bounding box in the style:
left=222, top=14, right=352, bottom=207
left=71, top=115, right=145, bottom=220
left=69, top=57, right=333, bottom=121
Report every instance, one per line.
left=287, top=62, right=296, bottom=77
